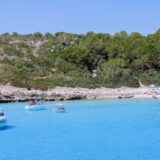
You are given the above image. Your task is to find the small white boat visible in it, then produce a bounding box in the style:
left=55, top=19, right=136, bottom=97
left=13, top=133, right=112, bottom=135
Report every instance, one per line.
left=0, top=108, right=7, bottom=128
left=25, top=105, right=46, bottom=111
left=54, top=104, right=65, bottom=113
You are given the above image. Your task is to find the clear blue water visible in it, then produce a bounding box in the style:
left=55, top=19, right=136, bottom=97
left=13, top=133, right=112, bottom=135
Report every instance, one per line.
left=1, top=99, right=160, bottom=160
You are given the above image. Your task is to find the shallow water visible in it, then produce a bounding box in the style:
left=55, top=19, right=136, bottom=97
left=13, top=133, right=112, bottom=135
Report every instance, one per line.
left=1, top=99, right=160, bottom=160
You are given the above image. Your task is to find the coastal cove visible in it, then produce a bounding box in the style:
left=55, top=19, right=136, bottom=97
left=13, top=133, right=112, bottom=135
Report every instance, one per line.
left=1, top=1, right=160, bottom=160
left=0, top=84, right=157, bottom=102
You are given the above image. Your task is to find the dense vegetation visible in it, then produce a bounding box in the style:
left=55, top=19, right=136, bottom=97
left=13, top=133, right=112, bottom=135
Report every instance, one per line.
left=0, top=30, right=160, bottom=90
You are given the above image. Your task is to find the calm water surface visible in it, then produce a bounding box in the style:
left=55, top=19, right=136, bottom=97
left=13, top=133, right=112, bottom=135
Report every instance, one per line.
left=1, top=99, right=160, bottom=160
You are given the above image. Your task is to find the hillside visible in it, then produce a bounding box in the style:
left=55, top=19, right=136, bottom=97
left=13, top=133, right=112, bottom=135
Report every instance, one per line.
left=0, top=31, right=160, bottom=90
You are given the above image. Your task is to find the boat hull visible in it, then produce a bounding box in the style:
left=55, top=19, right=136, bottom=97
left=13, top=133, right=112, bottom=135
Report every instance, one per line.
left=54, top=108, right=65, bottom=113
left=0, top=116, right=7, bottom=128
left=25, top=105, right=46, bottom=111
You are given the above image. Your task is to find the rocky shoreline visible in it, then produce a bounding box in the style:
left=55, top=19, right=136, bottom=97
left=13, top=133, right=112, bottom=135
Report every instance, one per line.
left=0, top=84, right=156, bottom=103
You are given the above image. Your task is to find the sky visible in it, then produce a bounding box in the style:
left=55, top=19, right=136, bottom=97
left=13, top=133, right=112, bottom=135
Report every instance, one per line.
left=0, top=0, right=160, bottom=35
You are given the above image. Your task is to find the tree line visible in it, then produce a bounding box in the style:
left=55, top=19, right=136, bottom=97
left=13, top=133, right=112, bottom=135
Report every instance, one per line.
left=0, top=30, right=160, bottom=90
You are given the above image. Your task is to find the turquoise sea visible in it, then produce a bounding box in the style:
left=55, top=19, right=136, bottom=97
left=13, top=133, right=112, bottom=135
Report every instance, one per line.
left=1, top=99, right=160, bottom=160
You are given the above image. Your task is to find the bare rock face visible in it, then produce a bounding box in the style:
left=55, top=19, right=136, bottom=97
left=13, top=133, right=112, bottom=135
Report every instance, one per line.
left=0, top=93, right=3, bottom=100
left=0, top=84, right=151, bottom=102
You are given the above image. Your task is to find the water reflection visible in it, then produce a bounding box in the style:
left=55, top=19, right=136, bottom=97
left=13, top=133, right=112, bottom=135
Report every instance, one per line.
left=0, top=125, right=15, bottom=131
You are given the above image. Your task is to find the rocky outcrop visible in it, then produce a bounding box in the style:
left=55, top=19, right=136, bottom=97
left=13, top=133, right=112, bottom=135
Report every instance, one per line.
left=0, top=84, right=154, bottom=103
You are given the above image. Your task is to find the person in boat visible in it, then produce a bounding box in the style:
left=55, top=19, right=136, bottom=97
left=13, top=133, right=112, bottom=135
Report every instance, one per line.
left=152, top=95, right=157, bottom=99
left=30, top=101, right=36, bottom=106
